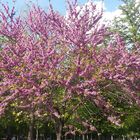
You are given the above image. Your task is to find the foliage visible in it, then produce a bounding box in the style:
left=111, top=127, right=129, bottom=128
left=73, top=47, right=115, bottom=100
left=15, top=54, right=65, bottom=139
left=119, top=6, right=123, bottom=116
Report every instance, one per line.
left=112, top=0, right=140, bottom=48
left=0, top=0, right=140, bottom=139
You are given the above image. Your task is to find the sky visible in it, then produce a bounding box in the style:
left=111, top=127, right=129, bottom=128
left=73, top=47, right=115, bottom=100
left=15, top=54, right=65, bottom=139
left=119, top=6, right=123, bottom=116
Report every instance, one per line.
left=0, top=0, right=123, bottom=20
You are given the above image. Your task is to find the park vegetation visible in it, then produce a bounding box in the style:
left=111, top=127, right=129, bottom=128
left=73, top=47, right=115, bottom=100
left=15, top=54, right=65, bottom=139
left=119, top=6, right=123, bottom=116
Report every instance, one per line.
left=0, top=0, right=140, bottom=140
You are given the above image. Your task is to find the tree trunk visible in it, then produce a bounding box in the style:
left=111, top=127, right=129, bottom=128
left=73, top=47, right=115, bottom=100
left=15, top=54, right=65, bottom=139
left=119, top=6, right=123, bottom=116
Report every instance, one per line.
left=111, top=135, right=114, bottom=140
left=98, top=133, right=101, bottom=140
left=35, top=128, right=39, bottom=140
left=82, top=134, right=85, bottom=140
left=56, top=121, right=63, bottom=140
left=28, top=124, right=34, bottom=140
left=56, top=132, right=61, bottom=140
left=28, top=113, right=35, bottom=140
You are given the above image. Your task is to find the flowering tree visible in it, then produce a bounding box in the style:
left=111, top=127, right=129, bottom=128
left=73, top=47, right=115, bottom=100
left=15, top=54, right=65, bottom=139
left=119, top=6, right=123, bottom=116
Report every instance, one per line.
left=0, top=3, right=62, bottom=139
left=0, top=1, right=140, bottom=140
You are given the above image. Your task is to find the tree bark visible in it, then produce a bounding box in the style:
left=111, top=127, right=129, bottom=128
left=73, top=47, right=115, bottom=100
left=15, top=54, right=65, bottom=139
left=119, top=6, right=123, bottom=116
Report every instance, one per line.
left=111, top=135, right=114, bottom=140
left=28, top=124, right=34, bottom=140
left=98, top=133, right=101, bottom=140
left=56, top=121, right=63, bottom=140
left=82, top=134, right=85, bottom=140
left=28, top=113, right=35, bottom=140
left=35, top=128, right=39, bottom=140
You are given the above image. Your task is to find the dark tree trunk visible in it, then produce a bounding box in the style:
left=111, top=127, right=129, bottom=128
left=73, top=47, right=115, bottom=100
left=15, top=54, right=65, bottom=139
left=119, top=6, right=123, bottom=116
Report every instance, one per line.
left=28, top=123, right=34, bottom=140
left=28, top=113, right=35, bottom=140
left=56, top=121, right=63, bottom=140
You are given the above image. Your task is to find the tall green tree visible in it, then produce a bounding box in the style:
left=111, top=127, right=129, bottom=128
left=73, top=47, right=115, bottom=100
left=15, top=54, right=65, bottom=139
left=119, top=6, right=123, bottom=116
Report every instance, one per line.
left=112, top=0, right=140, bottom=48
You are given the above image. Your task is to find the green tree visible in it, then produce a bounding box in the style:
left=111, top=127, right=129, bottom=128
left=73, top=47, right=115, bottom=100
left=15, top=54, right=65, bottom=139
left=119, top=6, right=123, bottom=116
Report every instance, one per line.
left=112, top=0, right=140, bottom=49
